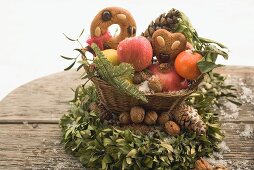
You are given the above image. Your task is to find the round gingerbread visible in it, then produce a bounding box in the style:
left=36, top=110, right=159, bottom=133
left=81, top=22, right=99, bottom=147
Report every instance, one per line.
left=90, top=7, right=137, bottom=49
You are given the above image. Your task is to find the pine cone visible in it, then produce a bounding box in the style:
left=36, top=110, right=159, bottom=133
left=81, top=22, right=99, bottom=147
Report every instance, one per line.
left=97, top=103, right=112, bottom=121
left=173, top=104, right=206, bottom=135
left=141, top=8, right=181, bottom=39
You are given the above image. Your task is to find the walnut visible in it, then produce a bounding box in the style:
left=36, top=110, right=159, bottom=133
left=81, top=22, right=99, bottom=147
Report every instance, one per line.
left=119, top=112, right=132, bottom=125
left=148, top=76, right=163, bottom=92
left=130, top=106, right=145, bottom=123
left=144, top=111, right=158, bottom=125
left=164, top=121, right=180, bottom=136
left=133, top=71, right=152, bottom=84
left=157, top=112, right=170, bottom=125
left=195, top=159, right=212, bottom=170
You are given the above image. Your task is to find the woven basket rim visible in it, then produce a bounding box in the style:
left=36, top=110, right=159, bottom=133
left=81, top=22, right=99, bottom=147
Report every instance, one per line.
left=92, top=75, right=203, bottom=97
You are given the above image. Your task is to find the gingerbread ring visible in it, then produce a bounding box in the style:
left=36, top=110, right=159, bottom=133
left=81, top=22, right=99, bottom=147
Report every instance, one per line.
left=89, top=7, right=136, bottom=50
left=152, top=29, right=187, bottom=65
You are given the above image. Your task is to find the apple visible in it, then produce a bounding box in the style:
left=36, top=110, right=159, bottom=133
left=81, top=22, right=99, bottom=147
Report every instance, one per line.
left=149, top=63, right=188, bottom=92
left=117, top=36, right=153, bottom=71
left=100, top=49, right=120, bottom=65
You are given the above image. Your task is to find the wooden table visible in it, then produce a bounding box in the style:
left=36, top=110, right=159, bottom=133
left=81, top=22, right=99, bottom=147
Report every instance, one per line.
left=0, top=66, right=253, bottom=169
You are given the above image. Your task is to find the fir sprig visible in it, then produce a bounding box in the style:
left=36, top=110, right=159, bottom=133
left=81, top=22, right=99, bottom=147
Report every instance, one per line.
left=90, top=43, right=148, bottom=103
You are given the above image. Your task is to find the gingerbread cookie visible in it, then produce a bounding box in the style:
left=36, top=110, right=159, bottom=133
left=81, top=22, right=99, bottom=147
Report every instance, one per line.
left=152, top=29, right=187, bottom=65
left=89, top=7, right=136, bottom=50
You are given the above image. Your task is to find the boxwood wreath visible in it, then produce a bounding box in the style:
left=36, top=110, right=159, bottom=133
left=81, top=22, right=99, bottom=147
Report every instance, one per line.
left=60, top=73, right=239, bottom=169
left=60, top=7, right=240, bottom=170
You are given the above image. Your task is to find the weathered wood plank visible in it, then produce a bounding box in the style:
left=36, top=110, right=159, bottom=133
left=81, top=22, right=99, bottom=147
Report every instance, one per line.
left=0, top=69, right=88, bottom=122
left=0, top=124, right=83, bottom=169
left=0, top=66, right=253, bottom=122
left=0, top=123, right=253, bottom=169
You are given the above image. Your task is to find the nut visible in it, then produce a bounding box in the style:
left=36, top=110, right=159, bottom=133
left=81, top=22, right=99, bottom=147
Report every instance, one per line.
left=88, top=102, right=98, bottom=112
left=133, top=71, right=152, bottom=84
left=144, top=111, right=158, bottom=125
left=148, top=76, right=163, bottom=93
left=133, top=72, right=143, bottom=84
left=130, top=106, right=145, bottom=123
left=195, top=159, right=212, bottom=170
left=95, top=26, right=101, bottom=37
left=171, top=40, right=181, bottom=50
left=119, top=112, right=132, bottom=125
left=156, top=36, right=165, bottom=47
left=214, top=165, right=228, bottom=170
left=164, top=121, right=180, bottom=136
left=157, top=112, right=170, bottom=125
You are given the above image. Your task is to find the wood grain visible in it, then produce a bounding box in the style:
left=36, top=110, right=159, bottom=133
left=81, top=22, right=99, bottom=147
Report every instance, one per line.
left=0, top=123, right=253, bottom=169
left=0, top=69, right=89, bottom=122
left=0, top=124, right=83, bottom=169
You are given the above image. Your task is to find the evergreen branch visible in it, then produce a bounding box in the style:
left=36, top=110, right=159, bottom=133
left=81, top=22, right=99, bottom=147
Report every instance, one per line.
left=91, top=43, right=148, bottom=103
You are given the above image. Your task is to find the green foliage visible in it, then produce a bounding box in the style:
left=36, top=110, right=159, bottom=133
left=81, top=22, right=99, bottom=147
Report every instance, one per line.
left=91, top=43, right=148, bottom=103
left=59, top=71, right=241, bottom=169
left=61, top=32, right=148, bottom=102
left=174, top=11, right=228, bottom=74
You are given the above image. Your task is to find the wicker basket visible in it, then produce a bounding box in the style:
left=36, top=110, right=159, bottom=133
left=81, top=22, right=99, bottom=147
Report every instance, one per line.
left=82, top=47, right=203, bottom=114
left=91, top=76, right=203, bottom=114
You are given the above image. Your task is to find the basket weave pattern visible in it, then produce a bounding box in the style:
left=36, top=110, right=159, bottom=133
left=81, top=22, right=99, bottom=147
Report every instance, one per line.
left=92, top=76, right=203, bottom=114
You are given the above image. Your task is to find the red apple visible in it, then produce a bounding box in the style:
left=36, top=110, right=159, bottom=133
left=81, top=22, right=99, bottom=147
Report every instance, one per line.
left=149, top=63, right=188, bottom=92
left=117, top=36, right=153, bottom=71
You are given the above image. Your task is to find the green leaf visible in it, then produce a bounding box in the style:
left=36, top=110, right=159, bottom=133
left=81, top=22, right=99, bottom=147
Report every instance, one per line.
left=199, top=37, right=227, bottom=48
left=126, top=149, right=137, bottom=158
left=78, top=28, right=85, bottom=38
left=77, top=64, right=84, bottom=71
left=207, top=45, right=228, bottom=59
left=103, top=138, right=113, bottom=146
left=60, top=55, right=76, bottom=60
left=126, top=157, right=132, bottom=165
left=64, top=60, right=76, bottom=71
left=63, top=33, right=76, bottom=41
left=197, top=61, right=223, bottom=73
left=91, top=43, right=148, bottom=103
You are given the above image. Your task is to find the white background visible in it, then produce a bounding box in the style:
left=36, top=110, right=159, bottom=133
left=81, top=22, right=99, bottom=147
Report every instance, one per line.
left=1, top=0, right=254, bottom=100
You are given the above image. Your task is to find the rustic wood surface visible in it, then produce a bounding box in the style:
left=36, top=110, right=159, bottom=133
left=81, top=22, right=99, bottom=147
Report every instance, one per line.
left=0, top=66, right=253, bottom=169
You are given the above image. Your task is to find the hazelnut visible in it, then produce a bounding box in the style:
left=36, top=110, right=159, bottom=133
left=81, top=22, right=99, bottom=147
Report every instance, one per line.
left=148, top=76, right=163, bottom=93
left=144, top=111, right=158, bottom=125
left=88, top=102, right=98, bottom=112
left=133, top=72, right=143, bottom=84
left=130, top=106, right=145, bottom=123
left=214, top=165, right=228, bottom=170
left=164, top=121, right=180, bottom=136
left=195, top=159, right=212, bottom=170
left=119, top=112, right=132, bottom=125
left=157, top=112, right=170, bottom=125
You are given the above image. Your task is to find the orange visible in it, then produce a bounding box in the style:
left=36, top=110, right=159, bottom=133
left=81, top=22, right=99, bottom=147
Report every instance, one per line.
left=175, top=50, right=202, bottom=80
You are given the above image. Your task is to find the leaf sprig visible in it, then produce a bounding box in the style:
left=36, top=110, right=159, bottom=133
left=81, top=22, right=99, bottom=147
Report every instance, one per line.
left=175, top=11, right=228, bottom=73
